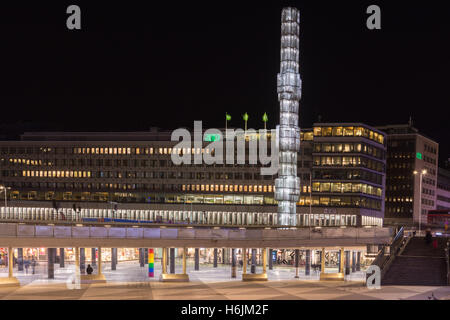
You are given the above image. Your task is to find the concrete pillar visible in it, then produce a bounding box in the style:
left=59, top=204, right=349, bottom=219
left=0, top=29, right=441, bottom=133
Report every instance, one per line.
left=17, top=248, right=23, bottom=271
left=294, top=249, right=300, bottom=278
left=356, top=251, right=361, bottom=271
left=169, top=248, right=175, bottom=274
left=111, top=248, right=117, bottom=271
left=162, top=247, right=167, bottom=274
left=139, top=248, right=144, bottom=267
left=80, top=248, right=85, bottom=274
left=243, top=248, right=247, bottom=275
left=75, top=247, right=80, bottom=275
left=194, top=248, right=199, bottom=271
left=251, top=248, right=256, bottom=273
left=48, top=248, right=55, bottom=279
left=345, top=251, right=350, bottom=275
left=321, top=248, right=325, bottom=272
left=339, top=248, right=345, bottom=274
left=305, top=249, right=311, bottom=275
left=8, top=247, right=13, bottom=278
left=60, top=248, right=65, bottom=268
left=262, top=248, right=267, bottom=274
left=352, top=251, right=356, bottom=273
left=268, top=249, right=273, bottom=270
left=91, top=248, right=96, bottom=267
left=213, top=248, right=218, bottom=268
left=182, top=247, right=187, bottom=274
left=98, top=247, right=102, bottom=275
left=231, top=248, right=236, bottom=278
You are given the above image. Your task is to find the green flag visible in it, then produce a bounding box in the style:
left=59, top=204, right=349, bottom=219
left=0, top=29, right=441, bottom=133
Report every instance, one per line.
left=262, top=112, right=268, bottom=122
left=243, top=113, right=249, bottom=121
left=226, top=113, right=231, bottom=121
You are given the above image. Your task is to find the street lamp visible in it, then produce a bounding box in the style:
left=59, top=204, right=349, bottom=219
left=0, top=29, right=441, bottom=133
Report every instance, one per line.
left=0, top=185, right=11, bottom=208
left=413, top=169, right=427, bottom=234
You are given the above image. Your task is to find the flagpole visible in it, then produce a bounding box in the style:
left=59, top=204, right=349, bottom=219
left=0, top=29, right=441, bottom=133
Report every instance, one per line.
left=225, top=113, right=227, bottom=133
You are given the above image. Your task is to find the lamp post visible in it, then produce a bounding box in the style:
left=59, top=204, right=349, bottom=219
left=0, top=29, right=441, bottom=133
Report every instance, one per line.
left=0, top=185, right=11, bottom=208
left=413, top=169, right=427, bottom=234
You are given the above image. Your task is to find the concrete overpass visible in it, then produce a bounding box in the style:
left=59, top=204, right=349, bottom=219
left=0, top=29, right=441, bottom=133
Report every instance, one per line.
left=0, top=222, right=393, bottom=248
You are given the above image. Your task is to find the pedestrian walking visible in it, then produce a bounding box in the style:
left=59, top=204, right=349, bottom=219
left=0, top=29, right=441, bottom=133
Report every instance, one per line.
left=425, top=229, right=432, bottom=245
left=31, top=256, right=37, bottom=274
left=24, top=257, right=30, bottom=274
left=86, top=264, right=93, bottom=275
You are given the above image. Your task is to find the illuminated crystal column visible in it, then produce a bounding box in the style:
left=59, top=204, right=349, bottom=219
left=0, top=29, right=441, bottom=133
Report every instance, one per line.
left=275, top=7, right=301, bottom=226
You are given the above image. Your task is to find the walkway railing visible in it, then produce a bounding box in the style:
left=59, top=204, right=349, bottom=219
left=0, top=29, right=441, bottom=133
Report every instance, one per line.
left=370, top=226, right=408, bottom=279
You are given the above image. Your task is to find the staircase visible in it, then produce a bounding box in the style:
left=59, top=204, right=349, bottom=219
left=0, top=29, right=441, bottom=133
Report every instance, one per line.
left=382, top=237, right=448, bottom=286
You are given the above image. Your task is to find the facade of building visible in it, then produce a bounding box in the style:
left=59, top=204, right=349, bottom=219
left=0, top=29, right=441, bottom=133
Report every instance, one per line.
left=0, top=123, right=386, bottom=227
left=436, top=166, right=450, bottom=211
left=377, top=124, right=439, bottom=226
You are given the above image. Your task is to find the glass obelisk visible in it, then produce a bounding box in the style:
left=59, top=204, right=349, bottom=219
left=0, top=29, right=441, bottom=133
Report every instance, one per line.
left=275, top=7, right=301, bottom=226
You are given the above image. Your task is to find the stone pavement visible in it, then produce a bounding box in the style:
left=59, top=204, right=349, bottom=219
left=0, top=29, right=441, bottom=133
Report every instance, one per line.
left=0, top=261, right=448, bottom=300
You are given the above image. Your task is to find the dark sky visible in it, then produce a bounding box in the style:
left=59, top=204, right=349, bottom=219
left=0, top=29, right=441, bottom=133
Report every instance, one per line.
left=0, top=1, right=449, bottom=162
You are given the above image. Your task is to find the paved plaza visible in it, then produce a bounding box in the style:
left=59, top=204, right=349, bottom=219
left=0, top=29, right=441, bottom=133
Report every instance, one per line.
left=0, top=261, right=449, bottom=300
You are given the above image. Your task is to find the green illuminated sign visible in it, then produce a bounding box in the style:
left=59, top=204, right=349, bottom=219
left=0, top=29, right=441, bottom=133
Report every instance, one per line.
left=416, top=152, right=422, bottom=160
left=204, top=134, right=221, bottom=142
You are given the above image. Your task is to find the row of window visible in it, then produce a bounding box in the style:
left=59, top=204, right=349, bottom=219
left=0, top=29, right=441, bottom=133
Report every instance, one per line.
left=424, top=143, right=437, bottom=155
left=387, top=206, right=412, bottom=214
left=6, top=182, right=273, bottom=193
left=388, top=162, right=413, bottom=169
left=422, top=176, right=436, bottom=187
left=423, top=154, right=436, bottom=165
left=181, top=184, right=273, bottom=193
left=6, top=190, right=382, bottom=210
left=386, top=184, right=412, bottom=191
left=313, top=156, right=385, bottom=172
left=422, top=198, right=435, bottom=207
left=313, top=126, right=384, bottom=145
left=388, top=152, right=415, bottom=159
left=311, top=182, right=382, bottom=197
left=312, top=169, right=383, bottom=185
left=387, top=196, right=413, bottom=203
left=422, top=187, right=435, bottom=196
left=437, top=195, right=450, bottom=203
left=2, top=169, right=276, bottom=181
left=313, top=142, right=384, bottom=160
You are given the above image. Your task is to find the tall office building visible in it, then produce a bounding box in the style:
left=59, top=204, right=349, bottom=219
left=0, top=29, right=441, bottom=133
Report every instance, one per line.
left=377, top=123, right=439, bottom=226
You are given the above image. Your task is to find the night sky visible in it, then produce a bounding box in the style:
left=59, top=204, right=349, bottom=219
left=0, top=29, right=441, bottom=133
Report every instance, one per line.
left=0, top=1, right=449, bottom=162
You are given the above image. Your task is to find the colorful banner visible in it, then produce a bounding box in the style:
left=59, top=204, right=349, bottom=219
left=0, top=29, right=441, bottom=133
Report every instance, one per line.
left=148, top=249, right=154, bottom=277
